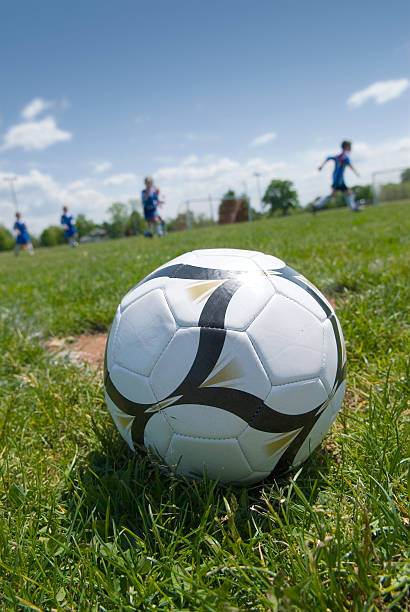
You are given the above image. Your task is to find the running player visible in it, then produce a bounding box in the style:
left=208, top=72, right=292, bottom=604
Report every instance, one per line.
left=313, top=141, right=360, bottom=212
left=13, top=212, right=34, bottom=256
left=61, top=205, right=79, bottom=246
left=141, top=177, right=163, bottom=237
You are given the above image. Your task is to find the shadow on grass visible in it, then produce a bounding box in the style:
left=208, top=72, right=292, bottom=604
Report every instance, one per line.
left=65, top=418, right=333, bottom=551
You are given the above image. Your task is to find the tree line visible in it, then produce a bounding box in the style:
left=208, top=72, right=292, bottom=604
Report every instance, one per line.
left=0, top=170, right=409, bottom=251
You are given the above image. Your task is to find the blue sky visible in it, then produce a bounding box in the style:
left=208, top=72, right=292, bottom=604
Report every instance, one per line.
left=1, top=0, right=409, bottom=233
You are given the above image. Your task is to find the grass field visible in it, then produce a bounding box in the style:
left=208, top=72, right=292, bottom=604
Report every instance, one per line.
left=0, top=202, right=408, bottom=611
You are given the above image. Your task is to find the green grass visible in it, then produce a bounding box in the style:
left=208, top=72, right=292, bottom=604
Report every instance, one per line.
left=0, top=202, right=408, bottom=611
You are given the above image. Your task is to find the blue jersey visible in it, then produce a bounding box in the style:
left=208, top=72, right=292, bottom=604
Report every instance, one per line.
left=61, top=213, right=77, bottom=237
left=328, top=151, right=350, bottom=187
left=142, top=188, right=158, bottom=220
left=14, top=220, right=30, bottom=244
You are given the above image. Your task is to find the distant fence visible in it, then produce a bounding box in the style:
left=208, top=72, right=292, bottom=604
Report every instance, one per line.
left=372, top=168, right=410, bottom=204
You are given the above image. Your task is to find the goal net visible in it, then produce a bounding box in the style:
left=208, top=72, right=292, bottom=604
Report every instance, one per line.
left=372, top=167, right=410, bottom=204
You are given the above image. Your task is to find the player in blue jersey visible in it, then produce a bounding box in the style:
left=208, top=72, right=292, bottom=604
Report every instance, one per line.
left=313, top=141, right=360, bottom=212
left=141, top=177, right=163, bottom=237
left=13, top=212, right=34, bottom=256
left=61, top=205, right=79, bottom=246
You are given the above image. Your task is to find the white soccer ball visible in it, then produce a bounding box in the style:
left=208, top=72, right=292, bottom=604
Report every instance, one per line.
left=104, top=248, right=346, bottom=485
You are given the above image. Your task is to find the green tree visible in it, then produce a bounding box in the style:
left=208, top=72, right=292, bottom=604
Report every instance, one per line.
left=193, top=213, right=215, bottom=228
left=40, top=226, right=65, bottom=247
left=105, top=202, right=129, bottom=238
left=352, top=184, right=373, bottom=203
left=127, top=199, right=146, bottom=236
left=167, top=212, right=192, bottom=232
left=0, top=226, right=14, bottom=251
left=400, top=168, right=410, bottom=183
left=108, top=202, right=129, bottom=223
left=75, top=213, right=95, bottom=238
left=262, top=179, right=299, bottom=215
left=125, top=211, right=144, bottom=235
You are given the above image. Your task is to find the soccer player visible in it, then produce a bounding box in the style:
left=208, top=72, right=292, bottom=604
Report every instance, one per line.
left=313, top=140, right=360, bottom=212
left=141, top=177, right=163, bottom=237
left=61, top=205, right=79, bottom=246
left=13, top=212, right=34, bottom=256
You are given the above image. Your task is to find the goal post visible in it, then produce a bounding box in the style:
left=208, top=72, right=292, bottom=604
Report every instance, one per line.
left=372, top=167, right=410, bottom=205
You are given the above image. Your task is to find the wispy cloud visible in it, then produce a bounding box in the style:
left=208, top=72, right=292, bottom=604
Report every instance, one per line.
left=0, top=169, right=111, bottom=233
left=21, top=97, right=53, bottom=120
left=180, top=155, right=198, bottom=166
left=92, top=161, right=112, bottom=174
left=103, top=173, right=138, bottom=186
left=347, top=78, right=409, bottom=108
left=1, top=134, right=408, bottom=234
left=184, top=132, right=200, bottom=142
left=249, top=132, right=277, bottom=147
left=135, top=115, right=150, bottom=124
left=156, top=157, right=240, bottom=182
left=1, top=116, right=72, bottom=151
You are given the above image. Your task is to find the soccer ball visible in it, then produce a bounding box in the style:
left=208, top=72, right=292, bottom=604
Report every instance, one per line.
left=104, top=248, right=346, bottom=485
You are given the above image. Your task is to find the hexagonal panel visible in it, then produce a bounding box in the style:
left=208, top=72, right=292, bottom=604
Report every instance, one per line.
left=238, top=425, right=302, bottom=472
left=150, top=328, right=201, bottom=400
left=265, top=378, right=328, bottom=415
left=112, top=288, right=176, bottom=376
left=190, top=249, right=262, bottom=271
left=165, top=434, right=252, bottom=482
left=162, top=260, right=271, bottom=330
left=163, top=278, right=209, bottom=327
left=160, top=404, right=248, bottom=438
left=144, top=411, right=174, bottom=459
left=120, top=277, right=166, bottom=313
left=250, top=252, right=286, bottom=271
left=269, top=275, right=330, bottom=322
left=198, top=329, right=271, bottom=400
left=247, top=294, right=324, bottom=385
left=224, top=273, right=275, bottom=331
left=110, top=364, right=156, bottom=404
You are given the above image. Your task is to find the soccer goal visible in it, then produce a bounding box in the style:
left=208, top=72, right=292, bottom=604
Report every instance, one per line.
left=372, top=167, right=410, bottom=204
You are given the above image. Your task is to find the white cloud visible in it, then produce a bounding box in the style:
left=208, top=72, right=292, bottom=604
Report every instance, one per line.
left=103, top=173, right=138, bottom=186
left=0, top=169, right=111, bottom=234
left=21, top=97, right=53, bottom=120
left=152, top=134, right=410, bottom=216
left=67, top=178, right=90, bottom=190
left=156, top=157, right=240, bottom=182
left=184, top=132, right=200, bottom=142
left=347, top=78, right=409, bottom=108
left=250, top=132, right=277, bottom=147
left=151, top=156, right=288, bottom=219
left=1, top=116, right=72, bottom=151
left=135, top=115, right=149, bottom=124
left=245, top=158, right=286, bottom=172
left=1, top=135, right=408, bottom=235
left=180, top=155, right=198, bottom=166
left=92, top=161, right=112, bottom=174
